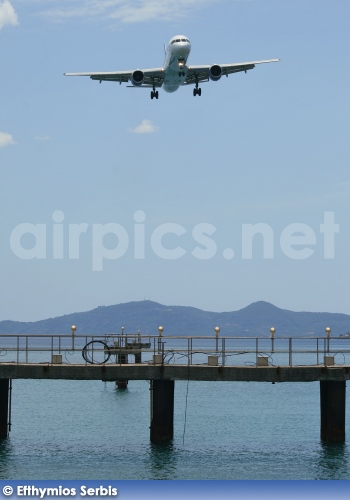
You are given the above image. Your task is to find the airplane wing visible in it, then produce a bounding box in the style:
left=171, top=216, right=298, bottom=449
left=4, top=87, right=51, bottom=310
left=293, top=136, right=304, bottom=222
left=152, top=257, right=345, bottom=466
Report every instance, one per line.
left=64, top=68, right=165, bottom=87
left=184, top=59, right=279, bottom=85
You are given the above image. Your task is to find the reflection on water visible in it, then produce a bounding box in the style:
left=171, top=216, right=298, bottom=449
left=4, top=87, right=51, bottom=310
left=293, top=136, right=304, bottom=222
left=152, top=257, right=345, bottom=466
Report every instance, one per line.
left=0, top=439, right=13, bottom=480
left=147, top=442, right=178, bottom=480
left=315, top=442, right=349, bottom=480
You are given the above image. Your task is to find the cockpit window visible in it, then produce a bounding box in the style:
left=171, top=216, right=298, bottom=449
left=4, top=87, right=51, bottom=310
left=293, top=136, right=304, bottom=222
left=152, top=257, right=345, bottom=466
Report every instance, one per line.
left=171, top=38, right=190, bottom=44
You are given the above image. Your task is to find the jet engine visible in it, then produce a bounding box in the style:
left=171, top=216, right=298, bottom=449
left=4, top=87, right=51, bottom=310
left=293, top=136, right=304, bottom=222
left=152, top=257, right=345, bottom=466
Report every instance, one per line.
left=131, top=70, right=144, bottom=86
left=209, top=64, right=222, bottom=81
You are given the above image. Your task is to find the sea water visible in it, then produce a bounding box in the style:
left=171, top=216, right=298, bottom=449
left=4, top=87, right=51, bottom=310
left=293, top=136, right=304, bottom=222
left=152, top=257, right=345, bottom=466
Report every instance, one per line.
left=0, top=338, right=349, bottom=480
left=0, top=379, right=349, bottom=480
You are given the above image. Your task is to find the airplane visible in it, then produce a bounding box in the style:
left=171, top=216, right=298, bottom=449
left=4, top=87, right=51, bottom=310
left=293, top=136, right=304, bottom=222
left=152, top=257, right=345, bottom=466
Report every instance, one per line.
left=64, top=35, right=279, bottom=99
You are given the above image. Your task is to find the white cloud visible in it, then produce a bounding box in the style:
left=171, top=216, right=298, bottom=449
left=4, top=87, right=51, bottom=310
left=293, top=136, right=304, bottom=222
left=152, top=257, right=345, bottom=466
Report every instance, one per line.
left=0, top=131, right=15, bottom=148
left=128, top=119, right=158, bottom=134
left=37, top=0, right=217, bottom=24
left=0, top=0, right=18, bottom=30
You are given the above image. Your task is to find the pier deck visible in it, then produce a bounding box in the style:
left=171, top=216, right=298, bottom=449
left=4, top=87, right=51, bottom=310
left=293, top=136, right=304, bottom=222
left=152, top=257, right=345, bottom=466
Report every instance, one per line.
left=0, top=362, right=349, bottom=382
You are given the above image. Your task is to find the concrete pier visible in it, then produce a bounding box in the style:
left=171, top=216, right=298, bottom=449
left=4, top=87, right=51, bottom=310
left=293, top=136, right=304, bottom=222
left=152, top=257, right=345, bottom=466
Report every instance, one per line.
left=150, top=380, right=174, bottom=443
left=1, top=363, right=349, bottom=383
left=0, top=379, right=10, bottom=438
left=0, top=363, right=348, bottom=443
left=320, top=381, right=346, bottom=443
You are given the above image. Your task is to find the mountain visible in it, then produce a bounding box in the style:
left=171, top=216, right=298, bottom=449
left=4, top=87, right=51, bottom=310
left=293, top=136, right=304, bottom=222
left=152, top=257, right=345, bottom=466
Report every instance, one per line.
left=0, top=300, right=349, bottom=337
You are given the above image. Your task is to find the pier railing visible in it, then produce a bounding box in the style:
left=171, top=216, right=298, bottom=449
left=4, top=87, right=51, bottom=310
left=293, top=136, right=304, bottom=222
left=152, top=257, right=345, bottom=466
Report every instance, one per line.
left=0, top=334, right=349, bottom=367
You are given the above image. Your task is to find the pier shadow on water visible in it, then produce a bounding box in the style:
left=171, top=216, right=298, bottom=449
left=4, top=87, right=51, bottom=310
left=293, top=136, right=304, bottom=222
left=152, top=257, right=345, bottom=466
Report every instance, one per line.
left=315, top=442, right=349, bottom=480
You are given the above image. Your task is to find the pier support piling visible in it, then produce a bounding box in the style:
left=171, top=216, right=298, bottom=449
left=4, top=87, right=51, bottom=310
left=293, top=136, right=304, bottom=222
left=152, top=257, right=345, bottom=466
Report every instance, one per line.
left=150, top=380, right=174, bottom=443
left=0, top=379, right=11, bottom=438
left=320, top=381, right=346, bottom=443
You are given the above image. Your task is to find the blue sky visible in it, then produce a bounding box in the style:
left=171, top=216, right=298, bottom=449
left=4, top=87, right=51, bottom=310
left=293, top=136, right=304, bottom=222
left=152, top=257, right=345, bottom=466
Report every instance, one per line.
left=1, top=0, right=349, bottom=322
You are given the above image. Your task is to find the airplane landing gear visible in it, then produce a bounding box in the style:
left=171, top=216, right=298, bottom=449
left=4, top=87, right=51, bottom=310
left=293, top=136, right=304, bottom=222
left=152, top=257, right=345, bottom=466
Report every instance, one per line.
left=193, top=74, right=201, bottom=96
left=151, top=78, right=158, bottom=100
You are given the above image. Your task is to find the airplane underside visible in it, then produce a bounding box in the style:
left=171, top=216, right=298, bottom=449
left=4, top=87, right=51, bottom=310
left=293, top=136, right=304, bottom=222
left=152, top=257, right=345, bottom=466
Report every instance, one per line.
left=151, top=67, right=202, bottom=98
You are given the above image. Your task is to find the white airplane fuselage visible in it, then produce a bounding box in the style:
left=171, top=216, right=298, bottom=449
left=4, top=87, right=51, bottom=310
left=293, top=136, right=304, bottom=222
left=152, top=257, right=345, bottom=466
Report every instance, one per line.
left=162, top=36, right=191, bottom=93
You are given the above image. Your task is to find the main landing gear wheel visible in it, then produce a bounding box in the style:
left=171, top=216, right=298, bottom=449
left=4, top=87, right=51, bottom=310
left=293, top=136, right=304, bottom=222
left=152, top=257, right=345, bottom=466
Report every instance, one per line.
left=193, top=87, right=202, bottom=97
left=151, top=90, right=159, bottom=100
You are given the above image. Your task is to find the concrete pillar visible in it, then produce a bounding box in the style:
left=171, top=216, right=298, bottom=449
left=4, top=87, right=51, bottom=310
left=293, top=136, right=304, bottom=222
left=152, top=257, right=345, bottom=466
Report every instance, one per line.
left=150, top=380, right=174, bottom=443
left=320, top=381, right=346, bottom=443
left=0, top=379, right=10, bottom=438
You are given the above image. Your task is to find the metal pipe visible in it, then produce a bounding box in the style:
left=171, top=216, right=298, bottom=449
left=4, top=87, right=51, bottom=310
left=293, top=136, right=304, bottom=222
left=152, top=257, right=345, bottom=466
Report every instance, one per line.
left=8, top=378, right=12, bottom=433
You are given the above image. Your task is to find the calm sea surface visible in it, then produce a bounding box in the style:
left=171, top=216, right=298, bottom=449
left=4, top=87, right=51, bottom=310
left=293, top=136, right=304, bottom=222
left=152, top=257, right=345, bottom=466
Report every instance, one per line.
left=0, top=338, right=349, bottom=480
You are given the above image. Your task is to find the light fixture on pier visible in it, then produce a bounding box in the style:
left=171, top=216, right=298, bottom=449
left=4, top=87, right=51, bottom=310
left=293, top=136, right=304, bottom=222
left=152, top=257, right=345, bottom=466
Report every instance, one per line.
left=158, top=326, right=164, bottom=336
left=270, top=327, right=275, bottom=353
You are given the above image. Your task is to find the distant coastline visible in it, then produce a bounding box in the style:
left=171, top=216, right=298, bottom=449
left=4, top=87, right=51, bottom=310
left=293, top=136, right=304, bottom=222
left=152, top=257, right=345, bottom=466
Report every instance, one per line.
left=0, top=300, right=349, bottom=338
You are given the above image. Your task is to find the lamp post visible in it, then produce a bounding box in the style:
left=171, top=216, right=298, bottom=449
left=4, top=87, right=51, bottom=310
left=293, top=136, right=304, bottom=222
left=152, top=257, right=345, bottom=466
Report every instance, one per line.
left=71, top=325, right=76, bottom=351
left=215, top=326, right=220, bottom=352
left=270, top=327, right=275, bottom=353
left=158, top=326, right=164, bottom=354
left=326, top=327, right=331, bottom=353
